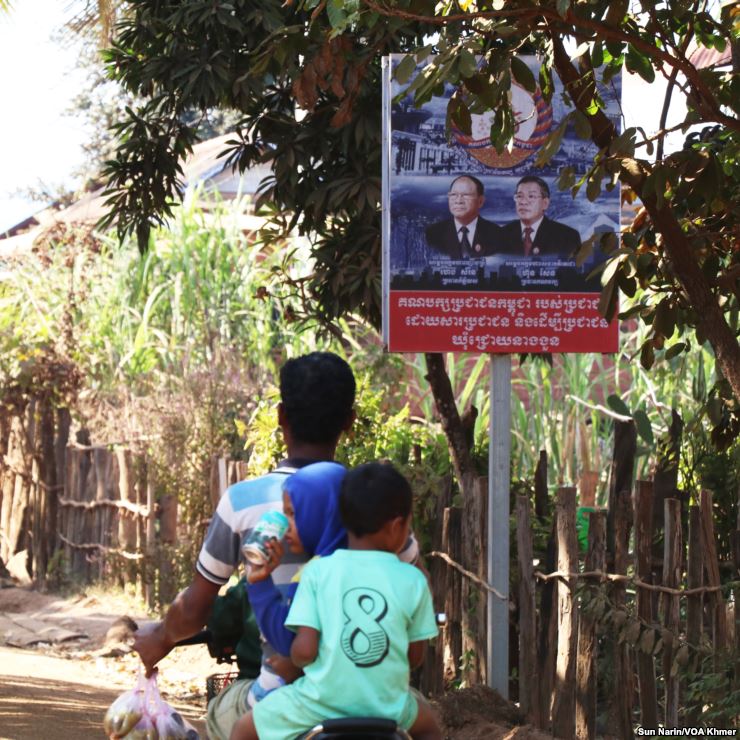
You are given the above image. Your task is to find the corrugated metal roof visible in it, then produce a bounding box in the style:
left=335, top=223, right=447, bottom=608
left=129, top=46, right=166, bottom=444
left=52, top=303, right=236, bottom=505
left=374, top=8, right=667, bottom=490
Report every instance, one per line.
left=0, top=133, right=272, bottom=255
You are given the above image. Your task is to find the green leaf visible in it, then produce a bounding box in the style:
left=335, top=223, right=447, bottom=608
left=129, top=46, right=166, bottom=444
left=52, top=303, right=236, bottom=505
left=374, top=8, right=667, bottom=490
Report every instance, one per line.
left=591, top=41, right=604, bottom=68
left=459, top=49, right=478, bottom=79
left=394, top=55, right=417, bottom=85
left=558, top=166, right=575, bottom=190
left=625, top=44, right=656, bottom=83
left=534, top=116, right=569, bottom=167
left=640, top=341, right=655, bottom=370
left=607, top=394, right=631, bottom=418
left=598, top=271, right=619, bottom=320
left=511, top=56, right=536, bottom=93
left=654, top=299, right=677, bottom=339
left=665, top=342, right=686, bottom=360
left=633, top=409, right=654, bottom=445
left=538, top=63, right=554, bottom=101
left=449, top=96, right=472, bottom=136
left=556, top=0, right=571, bottom=17
left=326, top=0, right=347, bottom=29
left=572, top=110, right=592, bottom=140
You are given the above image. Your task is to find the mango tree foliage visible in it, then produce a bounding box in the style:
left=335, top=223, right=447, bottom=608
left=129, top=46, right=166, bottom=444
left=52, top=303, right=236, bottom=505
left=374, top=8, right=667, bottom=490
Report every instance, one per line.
left=101, top=0, right=739, bottom=445
left=101, top=0, right=436, bottom=328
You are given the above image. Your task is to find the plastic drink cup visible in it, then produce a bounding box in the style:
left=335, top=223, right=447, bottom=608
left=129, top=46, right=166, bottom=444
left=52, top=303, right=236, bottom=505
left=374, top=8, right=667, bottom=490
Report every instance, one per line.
left=242, top=510, right=289, bottom=564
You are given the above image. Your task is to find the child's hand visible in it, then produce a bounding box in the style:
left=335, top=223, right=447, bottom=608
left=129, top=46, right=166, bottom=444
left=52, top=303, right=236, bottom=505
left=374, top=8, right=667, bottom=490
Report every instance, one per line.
left=266, top=654, right=304, bottom=683
left=246, top=538, right=285, bottom=583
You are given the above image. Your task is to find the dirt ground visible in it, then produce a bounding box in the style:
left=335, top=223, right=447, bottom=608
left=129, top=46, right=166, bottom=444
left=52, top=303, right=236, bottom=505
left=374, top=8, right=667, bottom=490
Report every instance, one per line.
left=0, top=584, right=549, bottom=740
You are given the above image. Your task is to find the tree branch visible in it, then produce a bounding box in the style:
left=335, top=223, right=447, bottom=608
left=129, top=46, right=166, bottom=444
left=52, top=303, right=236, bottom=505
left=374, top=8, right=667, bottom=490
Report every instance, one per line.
left=550, top=36, right=740, bottom=403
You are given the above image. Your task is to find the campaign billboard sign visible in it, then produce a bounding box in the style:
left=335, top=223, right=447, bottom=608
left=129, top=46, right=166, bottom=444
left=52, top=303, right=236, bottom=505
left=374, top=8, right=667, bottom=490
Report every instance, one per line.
left=382, top=55, right=621, bottom=354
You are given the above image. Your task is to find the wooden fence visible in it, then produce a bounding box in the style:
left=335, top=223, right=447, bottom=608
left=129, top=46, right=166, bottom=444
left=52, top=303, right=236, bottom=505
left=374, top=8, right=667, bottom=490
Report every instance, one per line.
left=0, top=399, right=246, bottom=608
left=2, top=400, right=739, bottom=733
left=421, top=420, right=740, bottom=735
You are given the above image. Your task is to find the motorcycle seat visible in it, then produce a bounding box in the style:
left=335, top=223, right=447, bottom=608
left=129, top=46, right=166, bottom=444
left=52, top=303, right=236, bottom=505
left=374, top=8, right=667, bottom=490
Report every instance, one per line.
left=296, top=716, right=412, bottom=739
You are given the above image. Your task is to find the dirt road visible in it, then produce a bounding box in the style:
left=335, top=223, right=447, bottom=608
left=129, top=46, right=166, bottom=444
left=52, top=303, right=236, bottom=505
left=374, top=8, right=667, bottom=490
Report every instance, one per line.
left=1, top=646, right=144, bottom=739
left=0, top=586, right=212, bottom=740
left=0, top=585, right=551, bottom=740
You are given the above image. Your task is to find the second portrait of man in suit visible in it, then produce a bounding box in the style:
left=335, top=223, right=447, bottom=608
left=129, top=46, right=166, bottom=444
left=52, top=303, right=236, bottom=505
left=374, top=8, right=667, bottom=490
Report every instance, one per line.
left=498, top=176, right=581, bottom=257
left=425, top=175, right=502, bottom=259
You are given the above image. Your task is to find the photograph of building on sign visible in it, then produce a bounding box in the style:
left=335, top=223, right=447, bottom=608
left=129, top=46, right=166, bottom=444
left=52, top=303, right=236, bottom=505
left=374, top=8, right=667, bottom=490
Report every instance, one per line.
left=382, top=54, right=622, bottom=354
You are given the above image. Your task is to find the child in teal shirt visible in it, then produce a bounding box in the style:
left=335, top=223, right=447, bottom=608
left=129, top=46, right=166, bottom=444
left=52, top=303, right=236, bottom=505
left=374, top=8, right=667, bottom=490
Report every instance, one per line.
left=230, top=462, right=442, bottom=740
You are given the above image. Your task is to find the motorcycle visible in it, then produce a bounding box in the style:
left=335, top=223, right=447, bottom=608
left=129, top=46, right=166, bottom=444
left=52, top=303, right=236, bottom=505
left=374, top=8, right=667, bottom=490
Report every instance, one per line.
left=175, top=631, right=413, bottom=740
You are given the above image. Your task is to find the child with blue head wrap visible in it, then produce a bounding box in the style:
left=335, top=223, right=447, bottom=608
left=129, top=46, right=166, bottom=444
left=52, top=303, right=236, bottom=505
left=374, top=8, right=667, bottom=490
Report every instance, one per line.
left=245, top=461, right=347, bottom=658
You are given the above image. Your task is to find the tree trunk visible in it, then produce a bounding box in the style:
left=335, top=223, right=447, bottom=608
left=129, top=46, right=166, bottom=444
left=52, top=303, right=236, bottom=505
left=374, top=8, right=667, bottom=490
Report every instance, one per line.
left=424, top=353, right=477, bottom=494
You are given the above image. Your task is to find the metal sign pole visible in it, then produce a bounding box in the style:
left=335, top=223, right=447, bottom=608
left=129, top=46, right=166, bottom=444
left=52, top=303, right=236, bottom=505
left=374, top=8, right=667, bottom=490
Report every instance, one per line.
left=488, top=353, right=511, bottom=698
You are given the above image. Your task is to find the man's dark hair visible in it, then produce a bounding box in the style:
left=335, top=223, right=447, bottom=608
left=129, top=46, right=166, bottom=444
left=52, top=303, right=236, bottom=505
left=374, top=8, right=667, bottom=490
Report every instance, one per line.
left=339, top=462, right=412, bottom=536
left=279, top=352, right=355, bottom=444
left=516, top=175, right=550, bottom=199
left=449, top=174, right=485, bottom=197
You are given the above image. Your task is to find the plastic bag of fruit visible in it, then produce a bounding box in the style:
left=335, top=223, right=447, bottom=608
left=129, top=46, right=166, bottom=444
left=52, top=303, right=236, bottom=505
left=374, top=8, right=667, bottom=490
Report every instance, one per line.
left=104, top=671, right=200, bottom=739
left=104, top=671, right=148, bottom=737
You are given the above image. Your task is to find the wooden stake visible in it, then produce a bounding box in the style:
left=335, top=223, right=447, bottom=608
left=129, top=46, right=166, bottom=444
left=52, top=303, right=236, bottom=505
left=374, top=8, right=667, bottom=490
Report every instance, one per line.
left=686, top=505, right=703, bottom=727
left=575, top=510, right=606, bottom=740
left=611, top=490, right=634, bottom=740
left=635, top=480, right=658, bottom=730
left=443, top=506, right=462, bottom=685
left=662, top=498, right=682, bottom=728
left=145, top=475, right=156, bottom=610
left=516, top=494, right=536, bottom=723
left=606, top=420, right=636, bottom=560
left=552, top=486, right=578, bottom=740
left=699, top=489, right=728, bottom=654
left=536, top=516, right=558, bottom=730
left=534, top=450, right=548, bottom=521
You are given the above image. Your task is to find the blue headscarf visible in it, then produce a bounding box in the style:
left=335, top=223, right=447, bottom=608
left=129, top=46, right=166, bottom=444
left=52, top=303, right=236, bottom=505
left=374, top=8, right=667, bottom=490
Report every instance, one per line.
left=283, top=461, right=348, bottom=556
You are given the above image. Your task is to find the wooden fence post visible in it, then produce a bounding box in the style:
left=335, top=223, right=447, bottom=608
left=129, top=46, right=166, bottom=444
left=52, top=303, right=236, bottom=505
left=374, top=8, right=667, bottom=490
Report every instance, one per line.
left=607, top=420, right=637, bottom=561
left=443, top=506, right=463, bottom=685
left=552, top=486, right=578, bottom=740
left=686, top=505, right=703, bottom=727
left=421, top=476, right=452, bottom=697
left=516, top=494, right=536, bottom=723
left=578, top=470, right=599, bottom=508
left=461, top=476, right=487, bottom=685
left=145, top=476, right=156, bottom=610
left=611, top=489, right=635, bottom=740
left=699, top=489, right=728, bottom=652
left=31, top=399, right=57, bottom=583
left=534, top=450, right=548, bottom=521
left=662, top=498, right=682, bottom=728
left=635, top=480, right=658, bottom=730
left=116, top=448, right=138, bottom=585
left=135, top=455, right=147, bottom=601
left=575, top=510, right=606, bottom=740
left=536, top=515, right=557, bottom=730
left=6, top=405, right=35, bottom=567
left=158, top=494, right=178, bottom=605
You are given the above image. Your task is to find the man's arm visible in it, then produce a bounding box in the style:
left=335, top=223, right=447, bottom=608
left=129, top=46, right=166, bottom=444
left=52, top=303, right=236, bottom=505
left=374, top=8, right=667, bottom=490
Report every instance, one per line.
left=133, top=572, right=221, bottom=675
left=290, top=626, right=319, bottom=668
left=408, top=640, right=426, bottom=669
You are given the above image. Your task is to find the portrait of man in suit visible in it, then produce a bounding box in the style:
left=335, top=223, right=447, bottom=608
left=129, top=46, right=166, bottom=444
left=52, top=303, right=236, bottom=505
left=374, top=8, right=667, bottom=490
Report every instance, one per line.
left=425, top=175, right=502, bottom=259
left=499, top=176, right=581, bottom=257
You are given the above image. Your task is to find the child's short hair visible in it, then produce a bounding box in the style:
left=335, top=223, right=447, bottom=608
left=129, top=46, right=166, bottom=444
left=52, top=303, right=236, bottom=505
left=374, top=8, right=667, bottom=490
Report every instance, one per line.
left=339, top=462, right=412, bottom=536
